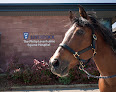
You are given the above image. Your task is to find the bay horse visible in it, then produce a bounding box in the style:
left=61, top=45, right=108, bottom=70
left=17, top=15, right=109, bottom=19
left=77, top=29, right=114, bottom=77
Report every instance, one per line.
left=49, top=5, right=116, bottom=92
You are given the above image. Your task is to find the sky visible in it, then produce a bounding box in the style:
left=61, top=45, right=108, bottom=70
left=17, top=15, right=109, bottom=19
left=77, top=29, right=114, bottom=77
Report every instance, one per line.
left=0, top=0, right=116, bottom=3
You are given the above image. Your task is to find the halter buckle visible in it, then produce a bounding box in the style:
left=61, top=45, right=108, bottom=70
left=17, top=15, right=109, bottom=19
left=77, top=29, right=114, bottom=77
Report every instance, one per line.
left=73, top=52, right=80, bottom=59
left=93, top=34, right=97, bottom=40
left=79, top=61, right=85, bottom=70
left=93, top=49, right=97, bottom=56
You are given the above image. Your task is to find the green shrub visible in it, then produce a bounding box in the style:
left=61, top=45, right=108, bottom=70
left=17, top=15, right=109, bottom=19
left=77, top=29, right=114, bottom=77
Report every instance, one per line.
left=6, top=59, right=99, bottom=85
left=58, top=76, right=72, bottom=85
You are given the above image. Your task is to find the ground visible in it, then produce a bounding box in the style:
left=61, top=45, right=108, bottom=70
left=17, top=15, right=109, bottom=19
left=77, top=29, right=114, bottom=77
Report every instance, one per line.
left=34, top=88, right=99, bottom=92
left=1, top=89, right=99, bottom=92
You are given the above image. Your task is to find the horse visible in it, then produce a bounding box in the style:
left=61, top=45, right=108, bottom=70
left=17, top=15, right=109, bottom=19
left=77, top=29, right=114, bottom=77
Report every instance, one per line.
left=49, top=5, right=116, bottom=92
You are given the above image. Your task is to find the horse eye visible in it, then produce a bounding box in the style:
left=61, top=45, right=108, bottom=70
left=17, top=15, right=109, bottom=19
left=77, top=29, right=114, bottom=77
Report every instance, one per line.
left=76, top=30, right=85, bottom=35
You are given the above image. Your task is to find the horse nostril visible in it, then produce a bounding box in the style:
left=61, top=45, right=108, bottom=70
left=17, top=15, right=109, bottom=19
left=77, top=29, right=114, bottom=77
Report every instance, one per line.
left=52, top=59, right=59, bottom=68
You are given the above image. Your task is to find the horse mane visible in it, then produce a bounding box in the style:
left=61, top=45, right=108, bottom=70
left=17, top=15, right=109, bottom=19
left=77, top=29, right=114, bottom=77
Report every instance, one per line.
left=73, top=14, right=116, bottom=53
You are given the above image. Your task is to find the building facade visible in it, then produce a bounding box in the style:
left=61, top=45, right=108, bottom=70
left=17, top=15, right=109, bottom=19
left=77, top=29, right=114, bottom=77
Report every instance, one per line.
left=0, top=3, right=116, bottom=71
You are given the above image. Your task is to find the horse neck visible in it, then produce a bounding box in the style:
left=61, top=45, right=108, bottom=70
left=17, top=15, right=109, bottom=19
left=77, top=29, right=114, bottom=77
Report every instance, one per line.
left=94, top=32, right=116, bottom=76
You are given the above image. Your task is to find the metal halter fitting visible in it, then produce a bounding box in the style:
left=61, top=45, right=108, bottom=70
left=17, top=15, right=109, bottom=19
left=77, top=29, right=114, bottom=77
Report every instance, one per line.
left=59, top=29, right=116, bottom=79
left=59, top=32, right=97, bottom=70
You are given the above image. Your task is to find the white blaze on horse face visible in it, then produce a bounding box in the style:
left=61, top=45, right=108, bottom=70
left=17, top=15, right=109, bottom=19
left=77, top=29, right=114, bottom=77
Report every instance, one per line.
left=50, top=47, right=61, bottom=64
left=51, top=24, right=76, bottom=63
left=62, top=24, right=76, bottom=44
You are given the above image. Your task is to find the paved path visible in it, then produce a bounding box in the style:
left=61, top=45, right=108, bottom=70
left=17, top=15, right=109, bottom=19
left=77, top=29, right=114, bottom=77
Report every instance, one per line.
left=4, top=89, right=99, bottom=92
left=30, top=88, right=99, bottom=92
left=3, top=84, right=99, bottom=92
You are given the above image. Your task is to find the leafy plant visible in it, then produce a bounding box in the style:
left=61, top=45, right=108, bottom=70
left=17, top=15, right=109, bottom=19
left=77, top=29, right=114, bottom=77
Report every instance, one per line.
left=58, top=76, right=72, bottom=85
left=23, top=68, right=32, bottom=84
left=11, top=69, right=22, bottom=80
left=6, top=58, right=99, bottom=85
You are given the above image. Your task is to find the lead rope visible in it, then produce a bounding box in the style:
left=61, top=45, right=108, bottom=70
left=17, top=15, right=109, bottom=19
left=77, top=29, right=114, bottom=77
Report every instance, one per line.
left=79, top=63, right=116, bottom=79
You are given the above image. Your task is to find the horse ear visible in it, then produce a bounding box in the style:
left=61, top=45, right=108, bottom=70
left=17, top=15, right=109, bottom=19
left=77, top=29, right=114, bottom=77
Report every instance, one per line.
left=78, top=5, right=88, bottom=19
left=69, top=11, right=75, bottom=22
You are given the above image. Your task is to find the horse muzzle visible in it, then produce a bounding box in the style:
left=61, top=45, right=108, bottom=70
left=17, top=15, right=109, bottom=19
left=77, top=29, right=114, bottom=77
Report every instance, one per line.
left=49, top=58, right=69, bottom=77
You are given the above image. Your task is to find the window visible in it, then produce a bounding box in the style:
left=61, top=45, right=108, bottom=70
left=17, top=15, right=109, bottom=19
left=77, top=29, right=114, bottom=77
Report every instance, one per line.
left=99, top=19, right=112, bottom=30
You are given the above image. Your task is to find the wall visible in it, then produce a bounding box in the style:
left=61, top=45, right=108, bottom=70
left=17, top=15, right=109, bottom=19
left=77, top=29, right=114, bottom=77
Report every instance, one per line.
left=0, top=16, right=70, bottom=71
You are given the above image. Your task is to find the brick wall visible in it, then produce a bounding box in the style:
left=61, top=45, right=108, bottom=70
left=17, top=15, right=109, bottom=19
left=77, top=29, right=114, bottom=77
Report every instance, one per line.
left=0, top=16, right=70, bottom=71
